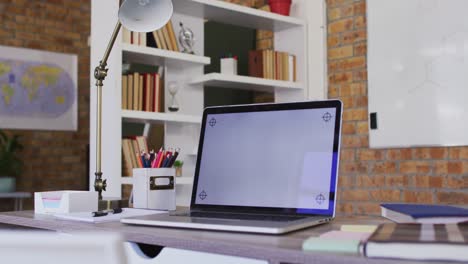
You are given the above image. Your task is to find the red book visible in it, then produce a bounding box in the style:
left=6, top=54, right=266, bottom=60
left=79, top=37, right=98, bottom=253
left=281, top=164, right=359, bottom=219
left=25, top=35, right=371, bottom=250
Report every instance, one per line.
left=142, top=73, right=152, bottom=112
left=248, top=50, right=263, bottom=78
left=152, top=73, right=161, bottom=112
left=142, top=74, right=147, bottom=111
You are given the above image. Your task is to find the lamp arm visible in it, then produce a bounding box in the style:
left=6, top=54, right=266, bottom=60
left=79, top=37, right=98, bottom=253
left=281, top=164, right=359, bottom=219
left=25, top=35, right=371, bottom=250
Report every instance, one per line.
left=94, top=21, right=122, bottom=85
left=93, top=21, right=122, bottom=200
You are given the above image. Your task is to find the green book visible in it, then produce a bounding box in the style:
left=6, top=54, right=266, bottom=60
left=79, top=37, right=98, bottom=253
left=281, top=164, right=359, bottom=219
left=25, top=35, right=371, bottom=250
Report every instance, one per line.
left=302, top=237, right=361, bottom=254
left=302, top=229, right=373, bottom=254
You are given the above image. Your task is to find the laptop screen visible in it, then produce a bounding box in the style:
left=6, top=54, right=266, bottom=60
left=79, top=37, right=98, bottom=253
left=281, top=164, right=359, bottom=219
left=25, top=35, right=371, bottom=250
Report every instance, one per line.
left=192, top=101, right=342, bottom=216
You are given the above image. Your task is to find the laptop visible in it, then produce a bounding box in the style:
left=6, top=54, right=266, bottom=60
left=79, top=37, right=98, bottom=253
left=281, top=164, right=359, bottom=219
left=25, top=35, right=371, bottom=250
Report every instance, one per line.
left=122, top=100, right=343, bottom=234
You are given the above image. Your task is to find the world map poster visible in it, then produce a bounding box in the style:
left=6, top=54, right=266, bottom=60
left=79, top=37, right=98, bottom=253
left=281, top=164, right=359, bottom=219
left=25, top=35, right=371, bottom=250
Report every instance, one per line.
left=0, top=45, right=77, bottom=131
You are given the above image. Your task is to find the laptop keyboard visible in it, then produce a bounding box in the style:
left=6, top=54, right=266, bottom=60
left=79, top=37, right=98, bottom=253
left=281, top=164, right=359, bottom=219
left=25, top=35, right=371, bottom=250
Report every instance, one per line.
left=180, top=211, right=308, bottom=222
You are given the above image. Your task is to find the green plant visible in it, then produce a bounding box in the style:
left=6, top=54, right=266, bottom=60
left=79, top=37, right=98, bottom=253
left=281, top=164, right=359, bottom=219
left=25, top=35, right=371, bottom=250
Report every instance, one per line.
left=0, top=131, right=23, bottom=177
left=173, top=160, right=184, bottom=168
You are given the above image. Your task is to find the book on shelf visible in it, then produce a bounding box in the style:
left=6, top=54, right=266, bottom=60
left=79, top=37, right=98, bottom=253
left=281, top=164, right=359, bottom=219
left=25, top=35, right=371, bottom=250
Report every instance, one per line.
left=166, top=21, right=179, bottom=52
left=122, top=66, right=164, bottom=113
left=127, top=74, right=133, bottom=110
left=135, top=136, right=149, bottom=154
left=122, top=136, right=150, bottom=176
left=139, top=32, right=146, bottom=48
left=248, top=49, right=296, bottom=82
left=363, top=222, right=468, bottom=262
left=161, top=23, right=173, bottom=50
left=122, top=27, right=131, bottom=44
left=156, top=29, right=168, bottom=50
left=132, top=72, right=139, bottom=111
left=122, top=27, right=149, bottom=47
left=381, top=203, right=468, bottom=224
left=122, top=75, right=128, bottom=110
left=121, top=139, right=134, bottom=176
left=125, top=19, right=179, bottom=52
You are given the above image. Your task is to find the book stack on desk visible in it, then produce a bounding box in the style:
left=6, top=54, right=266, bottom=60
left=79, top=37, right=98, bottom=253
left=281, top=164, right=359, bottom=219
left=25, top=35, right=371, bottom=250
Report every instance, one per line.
left=360, top=204, right=468, bottom=262
left=363, top=222, right=468, bottom=262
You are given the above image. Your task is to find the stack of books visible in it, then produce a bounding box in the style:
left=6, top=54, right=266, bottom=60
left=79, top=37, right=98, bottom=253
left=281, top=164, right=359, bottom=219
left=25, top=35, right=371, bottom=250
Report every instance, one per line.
left=121, top=136, right=148, bottom=176
left=121, top=71, right=163, bottom=112
left=122, top=20, right=179, bottom=52
left=248, top=50, right=296, bottom=81
left=122, top=27, right=146, bottom=47
left=363, top=222, right=468, bottom=262
left=360, top=203, right=468, bottom=262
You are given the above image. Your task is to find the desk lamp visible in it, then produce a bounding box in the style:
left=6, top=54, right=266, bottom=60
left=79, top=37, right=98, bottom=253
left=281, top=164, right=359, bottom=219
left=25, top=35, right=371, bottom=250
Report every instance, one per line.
left=93, top=0, right=173, bottom=200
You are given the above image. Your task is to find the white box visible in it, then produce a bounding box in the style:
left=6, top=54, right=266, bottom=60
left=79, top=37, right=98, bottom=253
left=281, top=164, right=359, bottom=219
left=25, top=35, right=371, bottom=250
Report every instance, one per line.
left=34, top=190, right=98, bottom=214
left=133, top=168, right=176, bottom=210
left=220, top=58, right=238, bottom=75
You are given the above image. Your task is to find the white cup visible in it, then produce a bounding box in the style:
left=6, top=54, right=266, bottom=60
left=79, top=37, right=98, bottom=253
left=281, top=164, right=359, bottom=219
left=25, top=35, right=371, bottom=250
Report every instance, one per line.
left=220, top=58, right=238, bottom=75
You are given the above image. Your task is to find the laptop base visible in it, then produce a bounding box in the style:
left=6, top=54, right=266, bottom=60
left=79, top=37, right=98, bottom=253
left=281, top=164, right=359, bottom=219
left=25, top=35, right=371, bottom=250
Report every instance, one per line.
left=121, top=213, right=332, bottom=234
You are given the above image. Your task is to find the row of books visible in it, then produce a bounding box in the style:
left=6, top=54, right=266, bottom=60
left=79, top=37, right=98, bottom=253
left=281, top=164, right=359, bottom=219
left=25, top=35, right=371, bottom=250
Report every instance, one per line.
left=122, top=20, right=180, bottom=52
left=248, top=50, right=297, bottom=82
left=122, top=136, right=149, bottom=176
left=122, top=72, right=164, bottom=112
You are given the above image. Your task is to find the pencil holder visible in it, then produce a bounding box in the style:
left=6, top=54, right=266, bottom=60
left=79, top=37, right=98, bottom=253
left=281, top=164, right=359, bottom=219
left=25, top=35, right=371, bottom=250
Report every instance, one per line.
left=220, top=58, right=238, bottom=75
left=133, top=168, right=176, bottom=211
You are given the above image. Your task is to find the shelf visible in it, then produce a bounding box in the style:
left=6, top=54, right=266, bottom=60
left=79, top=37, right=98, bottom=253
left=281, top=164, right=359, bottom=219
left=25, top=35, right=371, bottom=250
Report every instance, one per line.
left=122, top=110, right=201, bottom=125
left=176, top=177, right=194, bottom=185
left=122, top=44, right=211, bottom=66
left=189, top=73, right=303, bottom=92
left=172, top=0, right=305, bottom=31
left=121, top=177, right=133, bottom=185
left=120, top=176, right=193, bottom=185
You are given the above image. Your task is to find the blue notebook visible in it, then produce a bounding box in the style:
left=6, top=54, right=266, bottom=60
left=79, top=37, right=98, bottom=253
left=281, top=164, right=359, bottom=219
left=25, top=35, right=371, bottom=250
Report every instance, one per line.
left=381, top=203, right=468, bottom=224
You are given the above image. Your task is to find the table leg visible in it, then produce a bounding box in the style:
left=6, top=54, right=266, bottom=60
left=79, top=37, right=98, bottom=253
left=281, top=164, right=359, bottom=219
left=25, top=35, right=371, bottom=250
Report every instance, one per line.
left=19, top=198, right=23, bottom=211
left=14, top=198, right=18, bottom=211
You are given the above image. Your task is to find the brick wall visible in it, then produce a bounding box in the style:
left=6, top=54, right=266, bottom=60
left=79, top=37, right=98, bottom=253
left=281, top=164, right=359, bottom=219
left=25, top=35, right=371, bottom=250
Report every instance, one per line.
left=0, top=0, right=90, bottom=211
left=327, top=0, right=467, bottom=216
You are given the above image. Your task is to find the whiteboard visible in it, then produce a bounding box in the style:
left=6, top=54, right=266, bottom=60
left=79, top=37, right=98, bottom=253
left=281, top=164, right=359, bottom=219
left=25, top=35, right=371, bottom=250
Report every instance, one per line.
left=367, top=0, right=468, bottom=148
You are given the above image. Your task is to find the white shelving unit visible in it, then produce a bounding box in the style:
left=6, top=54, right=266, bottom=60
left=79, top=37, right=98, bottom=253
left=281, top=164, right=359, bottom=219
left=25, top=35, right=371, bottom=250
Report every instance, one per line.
left=122, top=110, right=201, bottom=125
left=91, top=0, right=327, bottom=206
left=171, top=0, right=306, bottom=30
left=176, top=177, right=194, bottom=185
left=122, top=43, right=211, bottom=66
left=190, top=73, right=303, bottom=92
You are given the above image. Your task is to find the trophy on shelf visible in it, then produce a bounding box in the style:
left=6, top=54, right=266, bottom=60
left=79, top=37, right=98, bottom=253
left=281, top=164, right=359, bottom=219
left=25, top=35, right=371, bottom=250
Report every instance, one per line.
left=168, top=81, right=180, bottom=112
left=178, top=22, right=195, bottom=54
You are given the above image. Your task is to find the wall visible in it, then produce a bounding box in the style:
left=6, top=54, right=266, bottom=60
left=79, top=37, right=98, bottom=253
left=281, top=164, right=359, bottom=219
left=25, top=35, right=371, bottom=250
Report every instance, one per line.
left=327, top=0, right=467, bottom=215
left=0, top=0, right=90, bottom=210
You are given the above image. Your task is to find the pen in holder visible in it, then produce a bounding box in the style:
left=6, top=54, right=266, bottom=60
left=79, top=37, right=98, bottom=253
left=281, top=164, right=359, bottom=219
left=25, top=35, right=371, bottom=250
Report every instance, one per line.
left=133, top=168, right=176, bottom=211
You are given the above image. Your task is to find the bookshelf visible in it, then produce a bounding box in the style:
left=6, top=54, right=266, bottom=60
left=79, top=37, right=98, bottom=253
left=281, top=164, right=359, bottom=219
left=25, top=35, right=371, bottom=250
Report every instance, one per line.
left=190, top=73, right=304, bottom=91
left=172, top=0, right=306, bottom=30
left=121, top=110, right=201, bottom=125
left=122, top=43, right=211, bottom=66
left=90, top=0, right=327, bottom=206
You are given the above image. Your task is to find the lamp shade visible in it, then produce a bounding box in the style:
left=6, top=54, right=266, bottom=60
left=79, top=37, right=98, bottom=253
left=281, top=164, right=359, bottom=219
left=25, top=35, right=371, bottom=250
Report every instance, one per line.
left=118, top=0, right=173, bottom=32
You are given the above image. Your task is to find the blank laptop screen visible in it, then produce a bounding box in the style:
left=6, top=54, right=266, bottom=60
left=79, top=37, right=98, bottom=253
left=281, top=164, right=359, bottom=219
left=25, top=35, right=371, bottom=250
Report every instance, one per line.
left=193, top=104, right=340, bottom=215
